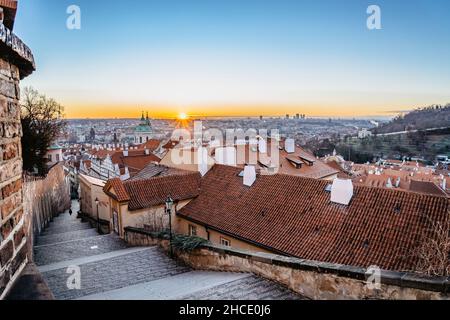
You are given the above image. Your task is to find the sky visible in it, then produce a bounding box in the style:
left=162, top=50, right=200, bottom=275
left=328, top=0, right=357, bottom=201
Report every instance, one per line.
left=14, top=0, right=450, bottom=119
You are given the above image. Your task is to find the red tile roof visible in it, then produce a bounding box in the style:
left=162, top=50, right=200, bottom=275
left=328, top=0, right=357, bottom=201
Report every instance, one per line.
left=110, top=150, right=161, bottom=175
left=103, top=178, right=130, bottom=202
left=178, top=164, right=449, bottom=272
left=104, top=172, right=201, bottom=211
left=236, top=139, right=339, bottom=179
left=130, top=164, right=193, bottom=181
left=136, top=139, right=161, bottom=151
left=409, top=180, right=447, bottom=196
left=162, top=140, right=179, bottom=150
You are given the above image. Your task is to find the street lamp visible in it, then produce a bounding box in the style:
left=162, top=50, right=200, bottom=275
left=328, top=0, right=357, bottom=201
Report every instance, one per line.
left=95, top=197, right=100, bottom=233
left=165, top=196, right=174, bottom=257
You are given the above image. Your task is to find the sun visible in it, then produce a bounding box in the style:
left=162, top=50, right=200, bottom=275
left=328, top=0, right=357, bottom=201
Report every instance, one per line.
left=178, top=112, right=188, bottom=120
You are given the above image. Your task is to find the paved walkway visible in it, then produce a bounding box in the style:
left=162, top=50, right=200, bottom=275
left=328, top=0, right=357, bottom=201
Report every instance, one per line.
left=36, top=200, right=302, bottom=300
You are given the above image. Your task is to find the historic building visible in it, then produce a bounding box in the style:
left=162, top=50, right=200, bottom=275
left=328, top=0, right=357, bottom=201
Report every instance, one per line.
left=134, top=112, right=153, bottom=144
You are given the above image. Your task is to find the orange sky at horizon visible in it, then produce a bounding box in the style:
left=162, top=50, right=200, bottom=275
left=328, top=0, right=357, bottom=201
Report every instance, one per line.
left=63, top=102, right=414, bottom=119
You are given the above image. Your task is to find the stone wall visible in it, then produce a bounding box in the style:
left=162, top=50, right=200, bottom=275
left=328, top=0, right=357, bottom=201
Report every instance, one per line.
left=0, top=56, right=26, bottom=299
left=125, top=227, right=450, bottom=300
left=0, top=7, right=35, bottom=299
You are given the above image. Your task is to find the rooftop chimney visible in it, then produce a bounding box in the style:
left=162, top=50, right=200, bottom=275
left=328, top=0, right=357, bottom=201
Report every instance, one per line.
left=330, top=178, right=353, bottom=205
left=197, top=146, right=209, bottom=176
left=258, top=138, right=267, bottom=154
left=144, top=148, right=150, bottom=155
left=285, top=138, right=295, bottom=153
left=215, top=146, right=236, bottom=166
left=386, top=177, right=393, bottom=188
left=243, top=165, right=256, bottom=187
left=123, top=150, right=128, bottom=157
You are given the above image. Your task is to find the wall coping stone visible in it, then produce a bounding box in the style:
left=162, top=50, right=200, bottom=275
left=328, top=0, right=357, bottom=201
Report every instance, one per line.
left=124, top=227, right=450, bottom=294
left=0, top=23, right=35, bottom=79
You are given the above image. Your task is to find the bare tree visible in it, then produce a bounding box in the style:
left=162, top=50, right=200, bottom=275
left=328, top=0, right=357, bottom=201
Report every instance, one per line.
left=413, top=214, right=450, bottom=277
left=21, top=87, right=66, bottom=176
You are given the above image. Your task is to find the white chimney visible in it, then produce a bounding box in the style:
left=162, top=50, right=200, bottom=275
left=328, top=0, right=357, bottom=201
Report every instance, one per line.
left=123, top=150, right=129, bottom=157
left=258, top=138, right=267, bottom=154
left=442, top=178, right=447, bottom=191
left=197, top=146, right=209, bottom=176
left=285, top=138, right=295, bottom=153
left=386, top=177, right=393, bottom=188
left=145, top=148, right=150, bottom=155
left=330, top=179, right=354, bottom=205
left=215, top=147, right=236, bottom=166
left=243, top=165, right=256, bottom=187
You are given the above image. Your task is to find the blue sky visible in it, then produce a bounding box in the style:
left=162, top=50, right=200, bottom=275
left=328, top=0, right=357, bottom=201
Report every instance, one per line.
left=14, top=0, right=450, bottom=118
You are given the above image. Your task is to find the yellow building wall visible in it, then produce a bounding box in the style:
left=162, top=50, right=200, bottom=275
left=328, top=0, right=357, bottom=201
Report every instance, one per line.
left=79, top=176, right=110, bottom=221
left=175, top=217, right=272, bottom=254
left=110, top=199, right=192, bottom=238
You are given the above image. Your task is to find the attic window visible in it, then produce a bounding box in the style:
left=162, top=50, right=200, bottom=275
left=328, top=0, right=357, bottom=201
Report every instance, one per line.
left=325, top=184, right=332, bottom=192
left=394, top=203, right=401, bottom=214
left=286, top=156, right=304, bottom=169
left=238, top=171, right=244, bottom=177
left=363, top=239, right=370, bottom=248
left=299, top=155, right=316, bottom=166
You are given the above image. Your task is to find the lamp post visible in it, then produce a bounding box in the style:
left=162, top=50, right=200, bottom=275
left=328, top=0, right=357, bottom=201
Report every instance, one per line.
left=165, top=196, right=174, bottom=257
left=95, top=197, right=100, bottom=233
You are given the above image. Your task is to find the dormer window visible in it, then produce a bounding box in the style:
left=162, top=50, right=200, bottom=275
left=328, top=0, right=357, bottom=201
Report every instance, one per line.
left=286, top=155, right=303, bottom=169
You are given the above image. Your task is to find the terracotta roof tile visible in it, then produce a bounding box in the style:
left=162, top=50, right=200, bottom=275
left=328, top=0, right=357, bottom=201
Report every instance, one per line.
left=130, top=164, right=193, bottom=181
left=105, top=172, right=201, bottom=211
left=103, top=178, right=130, bottom=202
left=178, top=164, right=449, bottom=272
left=136, top=139, right=161, bottom=151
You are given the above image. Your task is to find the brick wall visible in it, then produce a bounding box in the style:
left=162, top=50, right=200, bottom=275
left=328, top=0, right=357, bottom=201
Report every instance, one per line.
left=0, top=5, right=35, bottom=297
left=0, top=56, right=26, bottom=299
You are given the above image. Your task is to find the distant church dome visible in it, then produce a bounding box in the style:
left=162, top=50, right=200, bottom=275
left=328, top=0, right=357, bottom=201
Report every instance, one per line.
left=134, top=111, right=153, bottom=144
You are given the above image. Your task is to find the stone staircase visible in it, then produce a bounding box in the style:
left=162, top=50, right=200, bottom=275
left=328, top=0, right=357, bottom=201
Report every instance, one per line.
left=33, top=201, right=303, bottom=300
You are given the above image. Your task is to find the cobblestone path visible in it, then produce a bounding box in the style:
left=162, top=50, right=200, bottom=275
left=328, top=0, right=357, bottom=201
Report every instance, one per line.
left=36, top=201, right=303, bottom=300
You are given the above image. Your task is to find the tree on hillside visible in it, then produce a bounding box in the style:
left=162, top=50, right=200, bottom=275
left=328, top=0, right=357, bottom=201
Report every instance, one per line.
left=21, top=87, right=66, bottom=176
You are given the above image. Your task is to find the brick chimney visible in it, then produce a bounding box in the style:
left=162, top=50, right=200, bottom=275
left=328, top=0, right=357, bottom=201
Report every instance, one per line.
left=0, top=0, right=35, bottom=299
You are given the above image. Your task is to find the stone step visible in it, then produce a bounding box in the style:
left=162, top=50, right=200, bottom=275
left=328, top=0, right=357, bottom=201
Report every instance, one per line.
left=40, top=222, right=93, bottom=236
left=34, top=234, right=128, bottom=266
left=179, top=275, right=303, bottom=300
left=40, top=247, right=191, bottom=300
left=78, top=271, right=250, bottom=300
left=36, top=228, right=100, bottom=246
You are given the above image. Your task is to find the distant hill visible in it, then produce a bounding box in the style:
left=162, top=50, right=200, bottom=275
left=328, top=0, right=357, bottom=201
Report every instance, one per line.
left=373, top=104, right=450, bottom=134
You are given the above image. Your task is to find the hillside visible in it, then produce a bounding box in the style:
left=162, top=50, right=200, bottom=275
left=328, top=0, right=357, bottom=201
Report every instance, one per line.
left=373, top=104, right=450, bottom=134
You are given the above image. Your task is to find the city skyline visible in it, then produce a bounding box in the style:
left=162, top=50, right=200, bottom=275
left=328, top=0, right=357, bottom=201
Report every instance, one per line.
left=15, top=0, right=450, bottom=119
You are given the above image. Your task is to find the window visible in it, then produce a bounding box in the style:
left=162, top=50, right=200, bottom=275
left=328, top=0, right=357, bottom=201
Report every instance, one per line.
left=56, top=154, right=60, bottom=162
left=48, top=154, right=52, bottom=161
left=188, top=224, right=197, bottom=236
left=220, top=237, right=231, bottom=247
